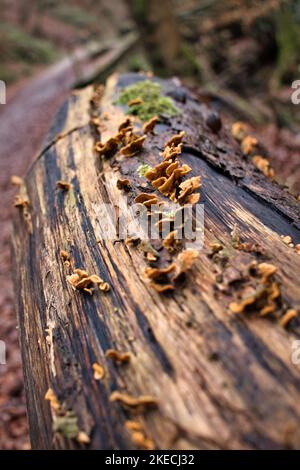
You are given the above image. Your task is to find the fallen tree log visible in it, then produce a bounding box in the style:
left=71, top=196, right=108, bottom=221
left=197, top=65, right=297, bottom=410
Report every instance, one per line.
left=12, top=73, right=300, bottom=450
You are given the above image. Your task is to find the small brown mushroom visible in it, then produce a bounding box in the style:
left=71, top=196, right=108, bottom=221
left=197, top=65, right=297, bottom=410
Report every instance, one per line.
left=94, top=137, right=119, bottom=158
left=128, top=97, right=144, bottom=106
left=165, top=131, right=185, bottom=148
left=92, top=363, right=105, bottom=380
left=120, top=135, right=146, bottom=157
left=117, top=178, right=131, bottom=192
left=143, top=116, right=158, bottom=134
left=118, top=117, right=132, bottom=131
left=252, top=155, right=275, bottom=178
left=231, top=121, right=248, bottom=141
left=241, top=136, right=258, bottom=155
left=279, top=309, right=298, bottom=328
left=134, top=193, right=159, bottom=207
left=109, top=391, right=158, bottom=408
left=105, top=349, right=131, bottom=363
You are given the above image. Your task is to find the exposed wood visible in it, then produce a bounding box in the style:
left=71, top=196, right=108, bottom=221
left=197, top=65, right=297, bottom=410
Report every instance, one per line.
left=12, top=73, right=300, bottom=450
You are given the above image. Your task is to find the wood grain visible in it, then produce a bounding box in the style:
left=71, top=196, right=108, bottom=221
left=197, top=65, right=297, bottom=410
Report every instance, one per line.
left=12, top=73, right=300, bottom=450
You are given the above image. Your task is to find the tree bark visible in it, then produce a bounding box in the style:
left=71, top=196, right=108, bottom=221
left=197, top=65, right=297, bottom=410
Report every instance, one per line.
left=12, top=73, right=300, bottom=450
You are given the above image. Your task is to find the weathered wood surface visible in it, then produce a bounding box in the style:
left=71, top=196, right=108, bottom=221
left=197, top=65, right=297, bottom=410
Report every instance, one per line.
left=12, top=73, right=300, bottom=450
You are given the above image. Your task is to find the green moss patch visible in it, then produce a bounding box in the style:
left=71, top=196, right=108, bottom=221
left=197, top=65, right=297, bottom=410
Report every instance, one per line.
left=137, top=163, right=153, bottom=177
left=116, top=80, right=180, bottom=121
left=53, top=412, right=78, bottom=439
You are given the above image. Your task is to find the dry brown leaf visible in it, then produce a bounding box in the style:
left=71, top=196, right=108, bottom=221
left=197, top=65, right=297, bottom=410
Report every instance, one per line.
left=11, top=175, right=24, bottom=186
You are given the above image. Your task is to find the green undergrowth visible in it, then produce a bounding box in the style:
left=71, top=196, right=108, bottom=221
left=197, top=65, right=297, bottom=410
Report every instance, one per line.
left=0, top=22, right=58, bottom=84
left=49, top=5, right=98, bottom=29
left=0, top=23, right=57, bottom=65
left=115, top=80, right=180, bottom=121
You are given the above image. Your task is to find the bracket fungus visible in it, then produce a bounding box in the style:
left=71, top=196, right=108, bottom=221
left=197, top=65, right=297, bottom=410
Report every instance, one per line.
left=134, top=193, right=160, bottom=207
left=67, top=269, right=110, bottom=295
left=143, top=116, right=158, bottom=134
left=252, top=155, right=275, bottom=178
left=117, top=178, right=131, bottom=192
left=241, top=136, right=258, bottom=156
left=13, top=176, right=32, bottom=234
left=92, top=363, right=106, bottom=380
left=109, top=391, right=158, bottom=408
left=144, top=249, right=199, bottom=292
left=231, top=121, right=248, bottom=141
left=120, top=135, right=146, bottom=157
left=94, top=137, right=119, bottom=158
left=105, top=349, right=131, bottom=363
left=229, top=262, right=281, bottom=317
left=56, top=180, right=71, bottom=191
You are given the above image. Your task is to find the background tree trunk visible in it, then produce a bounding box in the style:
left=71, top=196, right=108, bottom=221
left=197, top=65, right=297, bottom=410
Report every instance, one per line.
left=127, top=0, right=186, bottom=75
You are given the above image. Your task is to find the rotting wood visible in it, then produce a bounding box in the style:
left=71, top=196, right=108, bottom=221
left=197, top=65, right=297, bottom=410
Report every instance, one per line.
left=12, top=72, right=300, bottom=450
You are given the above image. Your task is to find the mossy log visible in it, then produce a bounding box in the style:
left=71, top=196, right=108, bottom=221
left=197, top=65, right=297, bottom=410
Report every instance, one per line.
left=12, top=73, right=300, bottom=450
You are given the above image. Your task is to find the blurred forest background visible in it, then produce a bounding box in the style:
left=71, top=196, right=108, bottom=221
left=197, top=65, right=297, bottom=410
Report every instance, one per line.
left=0, top=0, right=300, bottom=449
